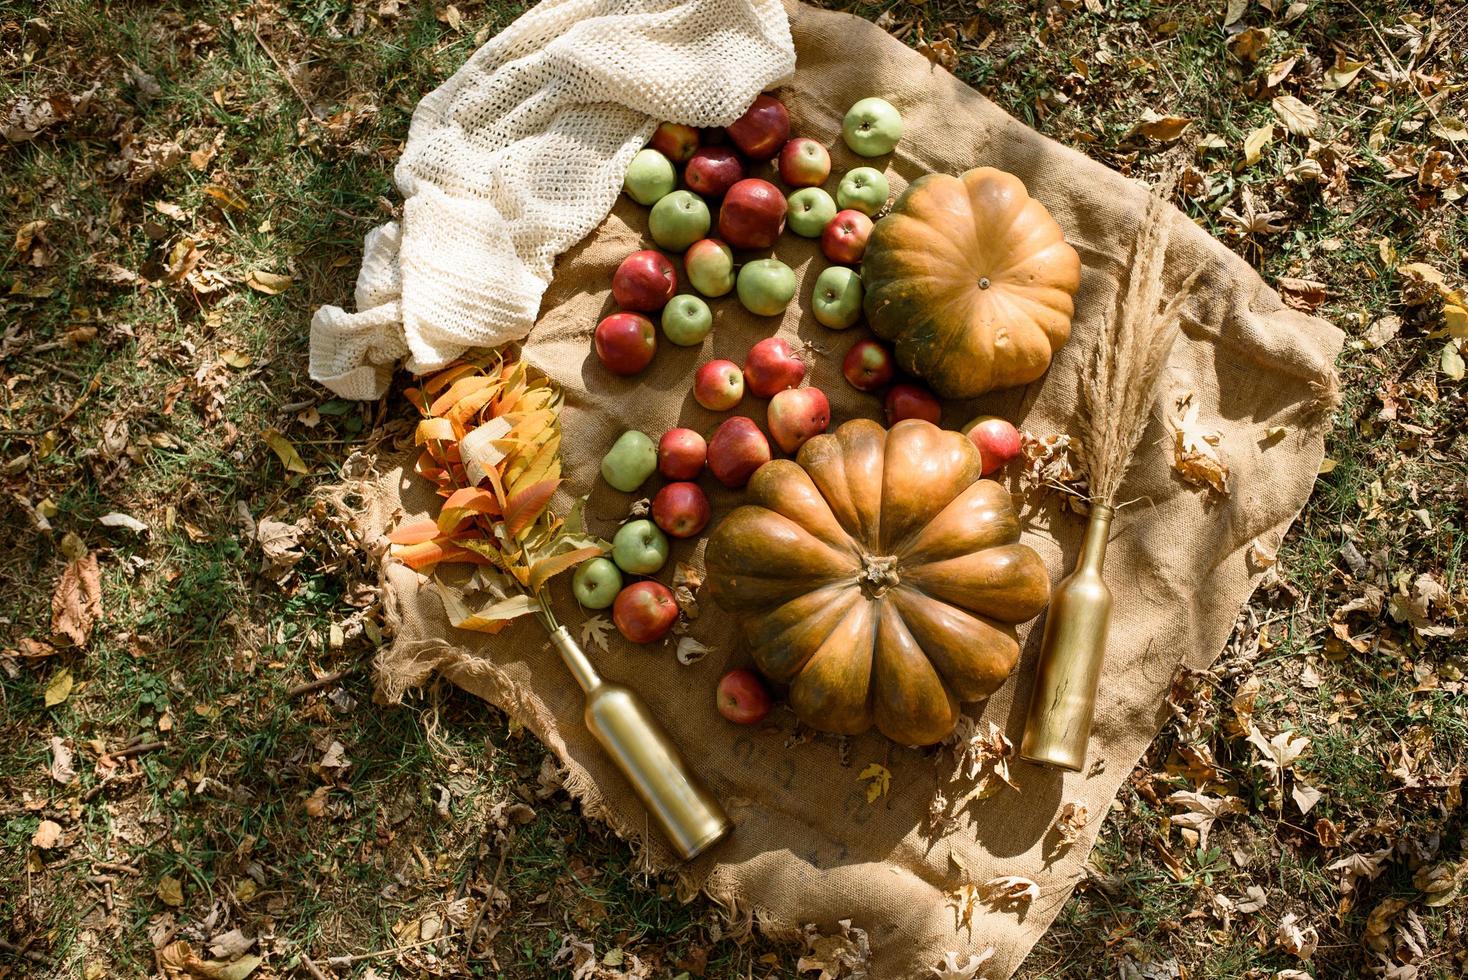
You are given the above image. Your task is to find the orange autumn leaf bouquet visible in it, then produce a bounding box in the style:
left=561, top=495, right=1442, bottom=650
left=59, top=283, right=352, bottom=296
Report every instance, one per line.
left=387, top=352, right=608, bottom=633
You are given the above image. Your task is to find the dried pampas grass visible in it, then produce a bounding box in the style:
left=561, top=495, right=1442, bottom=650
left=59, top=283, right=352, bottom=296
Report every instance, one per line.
left=1081, top=165, right=1203, bottom=508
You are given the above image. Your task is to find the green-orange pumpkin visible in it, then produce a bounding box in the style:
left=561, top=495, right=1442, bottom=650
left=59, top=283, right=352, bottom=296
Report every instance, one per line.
left=704, top=419, right=1051, bottom=746
left=862, top=167, right=1082, bottom=399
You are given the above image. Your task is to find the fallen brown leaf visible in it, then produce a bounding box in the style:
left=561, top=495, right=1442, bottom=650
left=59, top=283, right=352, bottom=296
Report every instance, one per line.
left=51, top=552, right=102, bottom=647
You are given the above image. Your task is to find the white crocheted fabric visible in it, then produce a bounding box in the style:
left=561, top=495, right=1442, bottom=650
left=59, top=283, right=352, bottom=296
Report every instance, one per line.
left=310, top=0, right=796, bottom=399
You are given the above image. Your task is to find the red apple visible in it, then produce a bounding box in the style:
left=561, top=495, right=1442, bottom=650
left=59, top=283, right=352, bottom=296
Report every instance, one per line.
left=718, top=178, right=787, bottom=250
left=743, top=336, right=806, bottom=398
left=594, top=313, right=657, bottom=375
left=725, top=93, right=790, bottom=161
left=884, top=383, right=941, bottom=425
left=685, top=146, right=745, bottom=198
left=652, top=481, right=711, bottom=538
left=717, top=668, right=771, bottom=724
left=649, top=121, right=699, bottom=164
left=821, top=209, right=875, bottom=264
left=963, top=416, right=1024, bottom=477
left=767, top=387, right=830, bottom=454
left=841, top=338, right=894, bottom=392
left=658, top=427, right=707, bottom=479
left=707, top=416, right=772, bottom=488
left=694, top=359, right=745, bottom=411
left=612, top=250, right=676, bottom=312
left=778, top=137, right=831, bottom=187
left=612, top=581, right=679, bottom=644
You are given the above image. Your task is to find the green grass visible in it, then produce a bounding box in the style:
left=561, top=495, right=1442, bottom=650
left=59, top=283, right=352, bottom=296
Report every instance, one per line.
left=2, top=0, right=1465, bottom=977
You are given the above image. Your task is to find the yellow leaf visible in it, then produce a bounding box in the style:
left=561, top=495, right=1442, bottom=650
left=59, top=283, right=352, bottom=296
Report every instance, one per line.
left=858, top=762, right=891, bottom=803
left=1271, top=95, right=1320, bottom=137
left=1322, top=53, right=1368, bottom=91
left=262, top=429, right=309, bottom=474
left=220, top=348, right=252, bottom=368
left=1430, top=116, right=1468, bottom=143
left=1444, top=304, right=1468, bottom=338
left=1170, top=393, right=1229, bottom=495
left=1318, top=457, right=1337, bottom=475
left=201, top=184, right=249, bottom=212
left=44, top=667, right=74, bottom=707
left=245, top=269, right=292, bottom=294
left=1243, top=123, right=1274, bottom=166
left=32, top=819, right=63, bottom=849
left=1133, top=110, right=1193, bottom=142
left=157, top=875, right=184, bottom=907
left=1441, top=341, right=1465, bottom=381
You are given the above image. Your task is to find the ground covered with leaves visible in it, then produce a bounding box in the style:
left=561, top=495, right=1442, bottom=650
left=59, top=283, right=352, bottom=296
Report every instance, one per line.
left=1, top=0, right=1464, bottom=977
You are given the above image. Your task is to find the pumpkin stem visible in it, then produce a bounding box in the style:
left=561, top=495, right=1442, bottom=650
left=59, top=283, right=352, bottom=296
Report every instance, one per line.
left=857, top=553, right=901, bottom=598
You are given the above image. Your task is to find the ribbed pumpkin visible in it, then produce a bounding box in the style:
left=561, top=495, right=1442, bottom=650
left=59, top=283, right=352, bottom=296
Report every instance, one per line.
left=704, top=419, right=1050, bottom=746
left=862, top=167, right=1082, bottom=400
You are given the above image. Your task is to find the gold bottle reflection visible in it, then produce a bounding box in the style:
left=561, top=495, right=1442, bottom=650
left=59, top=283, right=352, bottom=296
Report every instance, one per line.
left=1020, top=504, right=1114, bottom=772
left=548, top=626, right=732, bottom=860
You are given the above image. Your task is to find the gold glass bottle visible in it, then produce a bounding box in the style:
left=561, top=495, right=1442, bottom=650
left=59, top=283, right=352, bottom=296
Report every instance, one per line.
left=1020, top=504, right=1114, bottom=772
left=549, top=626, right=732, bottom=860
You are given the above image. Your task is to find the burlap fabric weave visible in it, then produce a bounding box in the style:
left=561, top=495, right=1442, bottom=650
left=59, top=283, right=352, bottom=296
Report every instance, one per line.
left=361, top=4, right=1344, bottom=976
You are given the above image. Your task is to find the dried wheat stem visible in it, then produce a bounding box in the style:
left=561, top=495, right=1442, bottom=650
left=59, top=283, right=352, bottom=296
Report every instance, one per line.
left=1081, top=164, right=1201, bottom=508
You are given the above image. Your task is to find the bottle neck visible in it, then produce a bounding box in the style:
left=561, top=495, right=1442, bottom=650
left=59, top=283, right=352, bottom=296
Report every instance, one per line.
left=1077, top=504, right=1114, bottom=575
left=550, top=626, right=601, bottom=693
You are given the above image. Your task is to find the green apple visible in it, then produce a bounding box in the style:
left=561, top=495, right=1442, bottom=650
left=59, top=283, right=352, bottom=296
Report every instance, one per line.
left=624, top=148, right=676, bottom=205
left=661, top=294, right=713, bottom=346
left=600, top=430, right=657, bottom=492
left=811, top=266, right=863, bottom=329
left=836, top=167, right=890, bottom=216
left=685, top=238, right=734, bottom=297
left=786, top=187, right=837, bottom=238
left=572, top=557, right=622, bottom=609
left=736, top=258, right=797, bottom=317
left=649, top=190, right=710, bottom=252
left=841, top=98, right=903, bottom=157
left=611, top=519, right=670, bottom=575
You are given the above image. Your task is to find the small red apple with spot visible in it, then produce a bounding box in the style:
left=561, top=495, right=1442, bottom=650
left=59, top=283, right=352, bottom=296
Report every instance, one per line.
left=842, top=338, right=894, bottom=392
left=594, top=313, right=657, bottom=376
left=717, top=668, right=771, bottom=725
left=685, top=146, right=745, bottom=198
left=611, top=250, right=676, bottom=312
left=767, top=387, right=830, bottom=454
left=694, top=359, right=745, bottom=411
left=821, top=209, right=874, bottom=264
left=652, top=481, right=711, bottom=538
left=649, top=121, right=699, bottom=163
left=707, top=416, right=771, bottom=488
left=725, top=94, right=790, bottom=161
left=963, top=416, right=1023, bottom=476
left=657, top=428, right=706, bottom=479
left=613, top=581, right=679, bottom=644
left=778, top=137, right=831, bottom=187
left=884, top=383, right=941, bottom=425
left=743, top=336, right=806, bottom=398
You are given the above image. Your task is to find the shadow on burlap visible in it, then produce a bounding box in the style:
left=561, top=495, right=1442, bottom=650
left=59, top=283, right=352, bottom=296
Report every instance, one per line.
left=358, top=4, right=1344, bottom=976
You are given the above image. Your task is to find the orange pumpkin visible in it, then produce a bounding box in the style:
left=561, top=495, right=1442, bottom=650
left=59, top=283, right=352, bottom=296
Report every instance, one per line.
left=862, top=167, right=1082, bottom=399
left=704, top=419, right=1051, bottom=746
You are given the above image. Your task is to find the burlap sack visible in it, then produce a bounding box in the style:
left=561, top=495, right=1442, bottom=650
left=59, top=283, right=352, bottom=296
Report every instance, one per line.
left=361, top=4, right=1344, bottom=976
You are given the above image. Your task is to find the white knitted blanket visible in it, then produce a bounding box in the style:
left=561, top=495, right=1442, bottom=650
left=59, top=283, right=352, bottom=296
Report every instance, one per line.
left=309, top=0, right=796, bottom=399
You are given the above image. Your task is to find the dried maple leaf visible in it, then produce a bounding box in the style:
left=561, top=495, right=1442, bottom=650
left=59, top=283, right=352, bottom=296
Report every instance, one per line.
left=1276, top=912, right=1318, bottom=959
left=797, top=919, right=870, bottom=980
left=1246, top=724, right=1310, bottom=783
left=579, top=614, right=612, bottom=654
left=1052, top=801, right=1089, bottom=849
left=945, top=716, right=1017, bottom=803
left=981, top=875, right=1039, bottom=909
left=1168, top=790, right=1245, bottom=849
left=1220, top=186, right=1288, bottom=236
left=1169, top=393, right=1229, bottom=494
left=51, top=553, right=102, bottom=648
left=859, top=762, right=891, bottom=802
left=930, top=949, right=994, bottom=980
left=947, top=882, right=982, bottom=930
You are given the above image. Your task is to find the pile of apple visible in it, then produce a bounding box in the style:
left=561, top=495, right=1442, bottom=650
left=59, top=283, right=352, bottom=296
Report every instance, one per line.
left=583, top=91, right=1026, bottom=727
